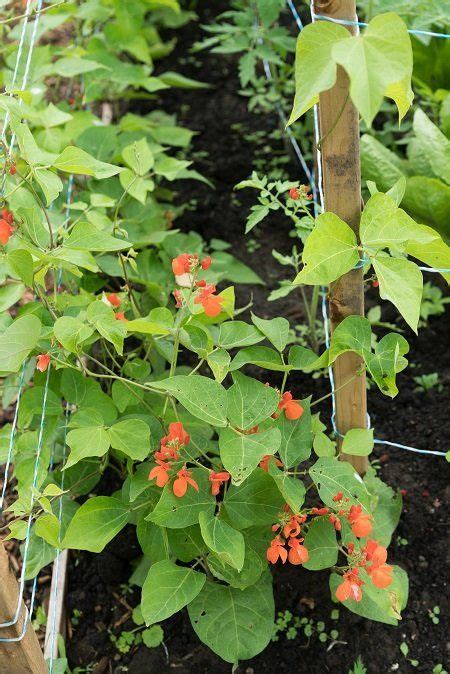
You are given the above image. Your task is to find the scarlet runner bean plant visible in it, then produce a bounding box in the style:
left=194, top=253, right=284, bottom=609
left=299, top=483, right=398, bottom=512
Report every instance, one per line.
left=1, top=3, right=449, bottom=670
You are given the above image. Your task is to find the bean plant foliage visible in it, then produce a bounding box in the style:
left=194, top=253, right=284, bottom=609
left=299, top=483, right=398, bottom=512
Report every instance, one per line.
left=0, top=2, right=448, bottom=668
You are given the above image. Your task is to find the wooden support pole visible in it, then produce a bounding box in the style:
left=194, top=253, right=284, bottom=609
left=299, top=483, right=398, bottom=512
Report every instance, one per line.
left=314, top=0, right=368, bottom=474
left=0, top=543, right=47, bottom=673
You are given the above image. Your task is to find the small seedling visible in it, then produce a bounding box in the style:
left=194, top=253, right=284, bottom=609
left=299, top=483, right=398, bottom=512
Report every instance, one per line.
left=400, top=641, right=419, bottom=667
left=413, top=373, right=443, bottom=393
left=348, top=657, right=367, bottom=674
left=428, top=605, right=440, bottom=625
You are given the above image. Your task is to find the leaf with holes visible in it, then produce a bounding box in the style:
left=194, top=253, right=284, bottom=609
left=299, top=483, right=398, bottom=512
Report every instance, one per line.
left=227, top=372, right=279, bottom=430
left=309, top=457, right=371, bottom=511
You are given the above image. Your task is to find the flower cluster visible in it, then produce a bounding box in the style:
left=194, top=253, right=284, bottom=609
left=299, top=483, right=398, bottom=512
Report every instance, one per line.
left=324, top=491, right=373, bottom=537
left=267, top=505, right=309, bottom=566
left=171, top=253, right=223, bottom=317
left=148, top=421, right=230, bottom=498
left=336, top=539, right=393, bottom=602
left=0, top=208, right=14, bottom=246
left=103, top=292, right=127, bottom=321
left=288, top=185, right=312, bottom=201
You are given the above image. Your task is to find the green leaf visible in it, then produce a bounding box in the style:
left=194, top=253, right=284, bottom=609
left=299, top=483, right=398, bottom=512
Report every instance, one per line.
left=0, top=315, right=41, bottom=374
left=64, top=222, right=130, bottom=251
left=332, top=13, right=413, bottom=126
left=303, top=516, right=338, bottom=571
left=208, top=537, right=264, bottom=590
left=62, top=496, right=129, bottom=553
left=188, top=575, right=274, bottom=664
left=17, top=207, right=50, bottom=248
left=35, top=513, right=61, bottom=548
left=150, top=376, right=227, bottom=427
left=141, top=560, right=205, bottom=625
left=109, top=419, right=150, bottom=461
left=309, top=457, right=370, bottom=510
left=218, top=321, right=264, bottom=349
left=413, top=109, right=450, bottom=185
left=65, top=425, right=110, bottom=469
left=230, top=346, right=287, bottom=372
left=227, top=372, right=279, bottom=430
left=406, top=226, right=450, bottom=283
left=277, top=397, right=312, bottom=467
left=341, top=428, right=374, bottom=457
left=7, top=250, right=34, bottom=286
left=219, top=426, right=281, bottom=485
left=364, top=467, right=402, bottom=547
left=268, top=463, right=306, bottom=514
left=0, top=283, right=25, bottom=312
left=122, top=138, right=154, bottom=176
left=360, top=193, right=438, bottom=253
left=288, top=21, right=348, bottom=124
left=34, top=168, right=64, bottom=205
left=223, top=469, right=284, bottom=529
left=167, top=526, right=207, bottom=563
left=53, top=146, right=122, bottom=179
left=54, top=316, right=94, bottom=353
left=294, top=213, right=358, bottom=285
left=199, top=512, right=245, bottom=571
left=251, top=313, right=289, bottom=352
left=148, top=469, right=215, bottom=528
left=142, top=625, right=164, bottom=648
left=373, top=257, right=422, bottom=332
left=207, top=348, right=230, bottom=383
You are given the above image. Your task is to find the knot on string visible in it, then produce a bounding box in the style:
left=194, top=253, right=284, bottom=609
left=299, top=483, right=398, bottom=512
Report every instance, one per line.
left=353, top=254, right=370, bottom=270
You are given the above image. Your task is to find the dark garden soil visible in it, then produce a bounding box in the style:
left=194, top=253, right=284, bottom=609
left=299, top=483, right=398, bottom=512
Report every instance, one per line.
left=66, top=3, right=449, bottom=673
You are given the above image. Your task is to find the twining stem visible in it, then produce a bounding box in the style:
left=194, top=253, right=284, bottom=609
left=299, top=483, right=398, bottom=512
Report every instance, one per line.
left=310, top=373, right=359, bottom=408
left=316, top=92, right=350, bottom=151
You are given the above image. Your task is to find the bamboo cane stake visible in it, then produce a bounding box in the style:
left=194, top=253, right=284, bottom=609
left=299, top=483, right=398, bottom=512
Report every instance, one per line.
left=313, top=0, right=368, bottom=474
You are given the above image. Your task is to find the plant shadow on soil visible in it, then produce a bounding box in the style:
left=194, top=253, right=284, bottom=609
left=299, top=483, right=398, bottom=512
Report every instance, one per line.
left=66, top=3, right=449, bottom=672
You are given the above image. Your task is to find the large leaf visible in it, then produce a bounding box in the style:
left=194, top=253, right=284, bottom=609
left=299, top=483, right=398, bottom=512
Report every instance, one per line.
left=0, top=283, right=25, bottom=312
left=227, top=372, right=279, bottom=430
left=268, top=463, right=306, bottom=514
left=223, top=469, right=284, bottom=529
left=64, top=222, right=130, bottom=251
left=277, top=397, right=312, bottom=467
left=294, top=213, right=358, bottom=285
left=150, top=375, right=228, bottom=427
left=198, top=512, right=245, bottom=571
left=372, top=256, right=423, bottom=332
left=62, top=496, right=129, bottom=552
left=54, top=316, right=94, bottom=353
left=303, top=516, right=338, bottom=570
left=413, top=109, right=450, bottom=185
left=288, top=21, right=348, bottom=124
left=251, top=314, right=290, bottom=352
left=332, top=13, right=413, bottom=126
left=219, top=426, right=281, bottom=485
left=141, top=560, right=205, bottom=625
left=187, top=575, right=274, bottom=664
left=53, top=146, right=122, bottom=178
left=309, top=457, right=370, bottom=511
left=108, top=419, right=150, bottom=461
left=218, top=321, right=265, bottom=349
left=65, top=425, right=111, bottom=469
left=0, top=315, right=41, bottom=374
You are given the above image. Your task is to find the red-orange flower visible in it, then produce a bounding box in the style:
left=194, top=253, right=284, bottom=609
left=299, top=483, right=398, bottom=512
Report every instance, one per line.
left=363, top=539, right=387, bottom=567
left=9, top=163, right=16, bottom=175
left=209, top=470, right=230, bottom=496
left=2, top=208, right=13, bottom=224
left=0, top=219, right=13, bottom=245
left=107, top=293, right=121, bottom=307
left=367, top=563, right=393, bottom=589
left=194, top=284, right=223, bottom=317
left=266, top=536, right=287, bottom=564
left=149, top=459, right=171, bottom=487
left=201, top=256, right=212, bottom=270
left=259, top=454, right=283, bottom=472
left=172, top=253, right=191, bottom=275
left=287, top=537, right=309, bottom=565
left=173, top=465, right=199, bottom=498
left=335, top=568, right=364, bottom=602
left=289, top=187, right=299, bottom=200
left=278, top=392, right=304, bottom=420
left=283, top=515, right=302, bottom=539
left=36, top=354, right=50, bottom=372
left=156, top=422, right=190, bottom=461
left=347, top=505, right=372, bottom=538
left=115, top=312, right=127, bottom=321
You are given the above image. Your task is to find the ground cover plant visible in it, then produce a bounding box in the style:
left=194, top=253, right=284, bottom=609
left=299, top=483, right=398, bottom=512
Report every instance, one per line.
left=0, top=0, right=449, bottom=672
